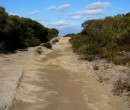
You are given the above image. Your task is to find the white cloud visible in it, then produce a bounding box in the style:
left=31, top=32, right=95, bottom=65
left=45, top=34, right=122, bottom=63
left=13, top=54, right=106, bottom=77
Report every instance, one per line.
left=48, top=21, right=82, bottom=36
left=69, top=9, right=104, bottom=17
left=86, top=2, right=110, bottom=10
left=68, top=2, right=110, bottom=18
left=28, top=10, right=40, bottom=16
left=51, top=21, right=68, bottom=26
left=48, top=4, right=71, bottom=11
left=48, top=6, right=57, bottom=10
left=69, top=15, right=82, bottom=20
left=47, top=2, right=111, bottom=35
left=58, top=4, right=71, bottom=10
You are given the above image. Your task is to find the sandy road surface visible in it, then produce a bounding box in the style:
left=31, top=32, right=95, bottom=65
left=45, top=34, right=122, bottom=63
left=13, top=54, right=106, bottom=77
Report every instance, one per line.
left=9, top=37, right=129, bottom=110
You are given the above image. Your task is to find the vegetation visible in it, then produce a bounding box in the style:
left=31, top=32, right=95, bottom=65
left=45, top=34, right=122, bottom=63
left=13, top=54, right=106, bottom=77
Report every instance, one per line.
left=112, top=78, right=130, bottom=96
left=70, top=12, right=130, bottom=65
left=43, top=42, right=52, bottom=49
left=52, top=39, right=59, bottom=44
left=113, top=58, right=130, bottom=65
left=64, top=33, right=76, bottom=37
left=0, top=7, right=58, bottom=52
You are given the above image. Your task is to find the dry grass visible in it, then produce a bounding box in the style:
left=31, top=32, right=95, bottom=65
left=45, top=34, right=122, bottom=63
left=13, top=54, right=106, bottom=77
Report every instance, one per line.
left=113, top=58, right=130, bottom=65
left=112, top=78, right=130, bottom=96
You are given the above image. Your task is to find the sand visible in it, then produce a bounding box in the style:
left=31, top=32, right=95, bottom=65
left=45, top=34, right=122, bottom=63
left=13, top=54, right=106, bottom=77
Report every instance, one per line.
left=0, top=37, right=129, bottom=110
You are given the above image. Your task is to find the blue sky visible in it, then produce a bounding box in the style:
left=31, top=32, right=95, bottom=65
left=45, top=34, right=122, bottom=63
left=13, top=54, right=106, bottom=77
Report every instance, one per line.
left=0, top=0, right=130, bottom=36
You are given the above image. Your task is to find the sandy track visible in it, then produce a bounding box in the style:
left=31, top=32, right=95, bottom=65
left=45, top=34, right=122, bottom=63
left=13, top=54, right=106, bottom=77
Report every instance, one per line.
left=1, top=37, right=129, bottom=110
left=0, top=46, right=51, bottom=110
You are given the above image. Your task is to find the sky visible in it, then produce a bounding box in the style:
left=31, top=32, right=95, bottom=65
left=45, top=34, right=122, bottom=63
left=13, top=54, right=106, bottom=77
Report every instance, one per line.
left=0, top=0, right=130, bottom=36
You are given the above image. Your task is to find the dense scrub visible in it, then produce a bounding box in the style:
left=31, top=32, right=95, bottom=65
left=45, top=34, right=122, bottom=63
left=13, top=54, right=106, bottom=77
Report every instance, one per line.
left=70, top=12, right=130, bottom=65
left=64, top=33, right=76, bottom=37
left=0, top=7, right=58, bottom=52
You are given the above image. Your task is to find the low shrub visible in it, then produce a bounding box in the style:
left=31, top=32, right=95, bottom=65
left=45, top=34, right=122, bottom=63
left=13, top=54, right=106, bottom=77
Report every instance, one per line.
left=43, top=42, right=52, bottom=49
left=52, top=39, right=59, bottom=44
left=113, top=58, right=130, bottom=65
left=93, top=65, right=99, bottom=70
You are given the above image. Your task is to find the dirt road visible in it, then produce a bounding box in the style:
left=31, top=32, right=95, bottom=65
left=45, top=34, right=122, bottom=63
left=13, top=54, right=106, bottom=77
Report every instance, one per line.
left=10, top=37, right=128, bottom=110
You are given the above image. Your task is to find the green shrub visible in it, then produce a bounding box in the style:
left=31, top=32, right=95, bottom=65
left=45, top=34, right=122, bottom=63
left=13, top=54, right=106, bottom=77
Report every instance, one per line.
left=43, top=42, right=52, bottom=49
left=79, top=43, right=102, bottom=55
left=106, top=51, right=118, bottom=61
left=52, top=39, right=59, bottom=44
left=71, top=35, right=89, bottom=53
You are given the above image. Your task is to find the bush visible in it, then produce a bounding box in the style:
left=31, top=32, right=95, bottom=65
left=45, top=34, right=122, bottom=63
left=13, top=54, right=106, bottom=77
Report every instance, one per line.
left=43, top=42, right=52, bottom=49
left=112, top=78, right=130, bottom=96
left=52, top=39, right=59, bottom=44
left=79, top=43, right=102, bottom=55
